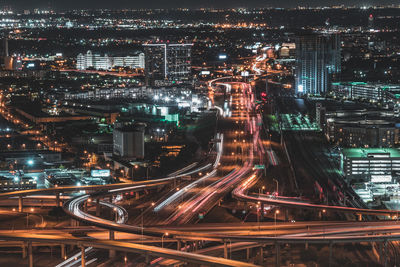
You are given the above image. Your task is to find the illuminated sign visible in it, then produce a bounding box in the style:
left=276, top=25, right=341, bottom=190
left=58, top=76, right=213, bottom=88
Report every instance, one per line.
left=91, top=169, right=110, bottom=177
left=218, top=54, right=227, bottom=60
left=200, top=70, right=211, bottom=75
left=371, top=175, right=392, bottom=183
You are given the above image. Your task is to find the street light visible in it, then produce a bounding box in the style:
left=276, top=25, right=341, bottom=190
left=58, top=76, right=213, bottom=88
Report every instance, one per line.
left=162, top=232, right=169, bottom=248
left=322, top=209, right=326, bottom=221
left=274, top=209, right=280, bottom=236
left=259, top=185, right=265, bottom=195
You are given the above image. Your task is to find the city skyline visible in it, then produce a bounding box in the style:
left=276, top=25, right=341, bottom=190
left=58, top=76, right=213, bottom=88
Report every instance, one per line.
left=0, top=4, right=399, bottom=267
left=2, top=0, right=400, bottom=10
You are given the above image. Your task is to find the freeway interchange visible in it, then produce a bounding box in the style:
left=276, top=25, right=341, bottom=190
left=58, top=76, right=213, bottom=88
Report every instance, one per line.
left=1, top=79, right=400, bottom=266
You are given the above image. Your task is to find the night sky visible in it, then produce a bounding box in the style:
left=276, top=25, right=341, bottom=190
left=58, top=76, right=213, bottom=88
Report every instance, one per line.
left=2, top=0, right=399, bottom=10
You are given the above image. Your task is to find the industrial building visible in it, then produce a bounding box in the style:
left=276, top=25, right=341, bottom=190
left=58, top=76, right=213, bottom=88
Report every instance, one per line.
left=341, top=148, right=400, bottom=183
left=326, top=118, right=399, bottom=148
left=331, top=82, right=400, bottom=103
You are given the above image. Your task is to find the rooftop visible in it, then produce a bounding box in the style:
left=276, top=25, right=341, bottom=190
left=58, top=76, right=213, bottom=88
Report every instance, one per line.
left=342, top=148, right=400, bottom=158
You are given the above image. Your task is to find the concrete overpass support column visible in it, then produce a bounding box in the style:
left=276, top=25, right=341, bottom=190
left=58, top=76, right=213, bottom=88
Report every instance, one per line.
left=285, top=209, right=289, bottom=222
left=145, top=253, right=150, bottom=264
left=96, top=199, right=100, bottom=216
left=305, top=242, right=308, bottom=250
left=22, top=242, right=27, bottom=259
left=223, top=242, right=228, bottom=258
left=383, top=240, right=388, bottom=267
left=18, top=196, right=23, bottom=212
left=56, top=193, right=60, bottom=207
left=259, top=246, right=264, bottom=265
left=80, top=246, right=85, bottom=267
left=109, top=231, right=116, bottom=258
left=83, top=201, right=88, bottom=212
left=70, top=219, right=79, bottom=227
left=28, top=241, right=33, bottom=267
left=260, top=204, right=264, bottom=221
left=61, top=244, right=66, bottom=259
left=135, top=192, right=140, bottom=200
left=328, top=242, right=333, bottom=267
left=275, top=242, right=280, bottom=267
left=246, top=248, right=251, bottom=261
left=357, top=213, right=362, bottom=221
left=177, top=240, right=181, bottom=251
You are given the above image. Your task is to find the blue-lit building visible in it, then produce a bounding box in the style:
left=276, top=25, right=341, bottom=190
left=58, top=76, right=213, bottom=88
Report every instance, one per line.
left=295, top=34, right=341, bottom=95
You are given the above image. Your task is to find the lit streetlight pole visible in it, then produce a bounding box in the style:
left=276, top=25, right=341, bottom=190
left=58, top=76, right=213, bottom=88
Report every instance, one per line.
left=256, top=204, right=260, bottom=230
left=162, top=233, right=169, bottom=248
left=274, top=209, right=280, bottom=236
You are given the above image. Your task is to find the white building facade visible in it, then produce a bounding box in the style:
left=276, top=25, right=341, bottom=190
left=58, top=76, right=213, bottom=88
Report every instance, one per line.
left=77, top=51, right=145, bottom=70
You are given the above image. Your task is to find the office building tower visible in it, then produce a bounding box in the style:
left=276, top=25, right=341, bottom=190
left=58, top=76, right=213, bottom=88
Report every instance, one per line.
left=143, top=43, right=192, bottom=86
left=295, top=34, right=341, bottom=95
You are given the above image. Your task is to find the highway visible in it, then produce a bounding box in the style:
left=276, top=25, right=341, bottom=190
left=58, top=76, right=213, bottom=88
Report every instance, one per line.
left=128, top=82, right=260, bottom=227
left=0, top=232, right=258, bottom=267
left=233, top=171, right=400, bottom=216
left=2, top=73, right=400, bottom=266
left=59, top=77, right=400, bottom=267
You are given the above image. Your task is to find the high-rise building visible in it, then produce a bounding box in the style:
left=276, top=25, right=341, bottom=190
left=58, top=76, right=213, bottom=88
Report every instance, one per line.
left=143, top=43, right=192, bottom=86
left=76, top=51, right=145, bottom=70
left=315, top=102, right=326, bottom=129
left=368, top=14, right=374, bottom=29
left=113, top=124, right=145, bottom=159
left=0, top=38, right=8, bottom=67
left=295, top=34, right=341, bottom=95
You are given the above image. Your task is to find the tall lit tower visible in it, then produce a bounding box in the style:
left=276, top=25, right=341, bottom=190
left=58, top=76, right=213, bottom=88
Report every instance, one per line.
left=295, top=34, right=341, bottom=95
left=368, top=14, right=374, bottom=29
left=143, top=43, right=192, bottom=86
